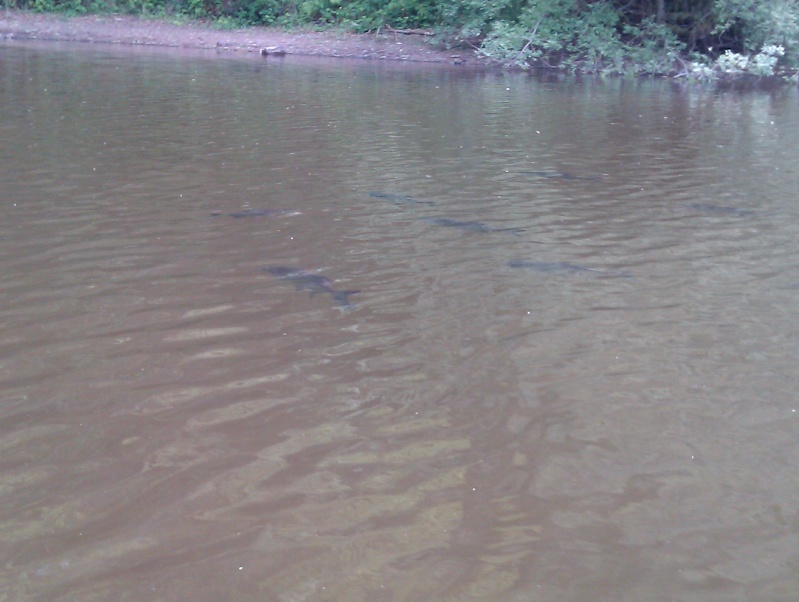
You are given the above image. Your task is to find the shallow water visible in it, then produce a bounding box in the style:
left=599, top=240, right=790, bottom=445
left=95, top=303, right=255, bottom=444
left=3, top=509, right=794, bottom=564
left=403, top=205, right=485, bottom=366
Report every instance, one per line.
left=1, top=41, right=799, bottom=601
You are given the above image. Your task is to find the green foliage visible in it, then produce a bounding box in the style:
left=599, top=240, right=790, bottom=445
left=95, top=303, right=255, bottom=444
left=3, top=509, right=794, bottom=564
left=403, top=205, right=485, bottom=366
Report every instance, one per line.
left=675, top=42, right=788, bottom=80
left=713, top=0, right=799, bottom=66
left=9, top=0, right=799, bottom=76
left=122, top=0, right=162, bottom=16
left=478, top=0, right=683, bottom=74
left=622, top=16, right=684, bottom=73
left=479, top=20, right=532, bottom=67
left=436, top=0, right=522, bottom=44
left=231, top=0, right=298, bottom=26
left=181, top=0, right=206, bottom=18
left=293, top=0, right=439, bottom=30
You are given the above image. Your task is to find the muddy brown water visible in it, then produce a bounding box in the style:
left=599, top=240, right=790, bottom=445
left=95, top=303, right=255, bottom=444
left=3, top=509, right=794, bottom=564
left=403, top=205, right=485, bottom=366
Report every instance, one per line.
left=2, top=41, right=799, bottom=601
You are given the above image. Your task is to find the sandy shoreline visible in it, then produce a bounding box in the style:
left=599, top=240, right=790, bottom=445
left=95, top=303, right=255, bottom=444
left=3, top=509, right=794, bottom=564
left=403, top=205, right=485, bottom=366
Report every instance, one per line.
left=0, top=10, right=491, bottom=67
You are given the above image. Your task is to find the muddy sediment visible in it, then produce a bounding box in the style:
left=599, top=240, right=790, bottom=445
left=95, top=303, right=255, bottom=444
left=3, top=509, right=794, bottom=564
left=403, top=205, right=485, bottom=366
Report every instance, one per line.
left=0, top=10, right=490, bottom=67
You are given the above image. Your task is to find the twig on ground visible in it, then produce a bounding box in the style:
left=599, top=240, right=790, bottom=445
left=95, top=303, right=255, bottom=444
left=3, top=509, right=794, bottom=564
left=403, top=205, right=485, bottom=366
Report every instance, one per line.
left=385, top=25, right=434, bottom=37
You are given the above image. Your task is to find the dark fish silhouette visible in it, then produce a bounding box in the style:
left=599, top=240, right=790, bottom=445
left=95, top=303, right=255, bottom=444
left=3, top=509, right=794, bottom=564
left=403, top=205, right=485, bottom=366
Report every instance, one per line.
left=264, top=266, right=359, bottom=308
left=424, top=217, right=525, bottom=236
left=684, top=203, right=755, bottom=217
left=508, top=260, right=632, bottom=277
left=211, top=209, right=301, bottom=218
left=367, top=192, right=434, bottom=206
left=520, top=171, right=601, bottom=182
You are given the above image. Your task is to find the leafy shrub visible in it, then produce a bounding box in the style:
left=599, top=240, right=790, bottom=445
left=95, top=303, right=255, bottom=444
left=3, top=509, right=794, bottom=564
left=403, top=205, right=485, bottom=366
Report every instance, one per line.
left=293, top=0, right=439, bottom=31
left=478, top=0, right=682, bottom=74
left=749, top=44, right=786, bottom=75
left=623, top=16, right=684, bottom=74
left=10, top=0, right=799, bottom=77
left=679, top=43, right=787, bottom=80
left=713, top=0, right=799, bottom=67
left=233, top=0, right=297, bottom=26
left=715, top=44, right=785, bottom=76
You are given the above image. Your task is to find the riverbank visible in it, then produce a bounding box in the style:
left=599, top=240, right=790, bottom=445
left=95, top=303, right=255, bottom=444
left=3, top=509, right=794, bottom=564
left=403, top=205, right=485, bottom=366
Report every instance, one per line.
left=0, top=10, right=490, bottom=67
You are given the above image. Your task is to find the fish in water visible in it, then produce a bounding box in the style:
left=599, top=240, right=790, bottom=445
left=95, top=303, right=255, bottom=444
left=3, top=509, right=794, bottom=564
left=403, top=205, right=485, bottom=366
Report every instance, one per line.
left=264, top=266, right=359, bottom=308
left=508, top=260, right=632, bottom=277
left=211, top=209, right=301, bottom=218
left=683, top=203, right=755, bottom=217
left=424, top=217, right=525, bottom=236
left=367, top=192, right=434, bottom=206
left=520, top=171, right=601, bottom=182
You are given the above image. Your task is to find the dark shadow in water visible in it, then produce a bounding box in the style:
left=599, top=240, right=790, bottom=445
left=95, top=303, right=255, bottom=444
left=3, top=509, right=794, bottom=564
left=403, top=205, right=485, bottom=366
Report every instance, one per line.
left=264, top=266, right=359, bottom=308
left=519, top=170, right=602, bottom=182
left=367, top=191, right=434, bottom=206
left=211, top=209, right=301, bottom=218
left=682, top=203, right=756, bottom=217
left=423, top=217, right=525, bottom=236
left=508, top=260, right=633, bottom=278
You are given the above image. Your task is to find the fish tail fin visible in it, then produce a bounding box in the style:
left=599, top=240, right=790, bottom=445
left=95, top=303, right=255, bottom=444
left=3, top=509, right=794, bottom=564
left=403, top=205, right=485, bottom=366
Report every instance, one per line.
left=332, top=290, right=360, bottom=307
left=495, top=227, right=525, bottom=236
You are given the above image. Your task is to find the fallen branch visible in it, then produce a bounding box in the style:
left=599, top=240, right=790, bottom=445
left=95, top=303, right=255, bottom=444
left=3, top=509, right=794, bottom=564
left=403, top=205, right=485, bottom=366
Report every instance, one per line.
left=517, top=14, right=545, bottom=63
left=672, top=54, right=691, bottom=78
left=384, top=25, right=434, bottom=37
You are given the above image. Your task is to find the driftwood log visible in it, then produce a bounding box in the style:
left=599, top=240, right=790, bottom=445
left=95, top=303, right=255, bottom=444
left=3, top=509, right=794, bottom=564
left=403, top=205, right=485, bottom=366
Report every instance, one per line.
left=260, top=46, right=286, bottom=56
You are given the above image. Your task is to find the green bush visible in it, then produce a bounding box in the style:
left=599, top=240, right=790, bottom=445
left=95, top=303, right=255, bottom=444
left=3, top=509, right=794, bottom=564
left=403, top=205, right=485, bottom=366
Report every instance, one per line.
left=9, top=0, right=799, bottom=76
left=713, top=0, right=799, bottom=67
left=623, top=16, right=684, bottom=74
left=477, top=0, right=682, bottom=74
left=290, top=0, right=438, bottom=30
left=233, top=0, right=296, bottom=25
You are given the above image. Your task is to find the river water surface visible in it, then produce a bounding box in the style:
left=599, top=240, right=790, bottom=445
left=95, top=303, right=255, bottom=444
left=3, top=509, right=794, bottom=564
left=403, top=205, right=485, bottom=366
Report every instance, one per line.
left=1, top=41, right=799, bottom=601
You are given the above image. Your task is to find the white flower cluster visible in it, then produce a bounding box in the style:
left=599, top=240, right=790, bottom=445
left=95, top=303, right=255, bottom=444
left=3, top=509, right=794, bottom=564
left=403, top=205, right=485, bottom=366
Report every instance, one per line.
left=748, top=44, right=786, bottom=76
left=684, top=44, right=786, bottom=79
left=717, top=50, right=750, bottom=73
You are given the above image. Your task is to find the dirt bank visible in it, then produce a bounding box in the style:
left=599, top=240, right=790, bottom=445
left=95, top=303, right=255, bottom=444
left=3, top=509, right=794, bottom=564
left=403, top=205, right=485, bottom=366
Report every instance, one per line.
left=0, top=10, right=491, bottom=67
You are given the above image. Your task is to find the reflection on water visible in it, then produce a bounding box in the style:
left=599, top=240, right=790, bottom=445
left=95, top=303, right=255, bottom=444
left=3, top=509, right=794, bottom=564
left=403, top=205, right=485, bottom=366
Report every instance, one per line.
left=1, top=41, right=799, bottom=601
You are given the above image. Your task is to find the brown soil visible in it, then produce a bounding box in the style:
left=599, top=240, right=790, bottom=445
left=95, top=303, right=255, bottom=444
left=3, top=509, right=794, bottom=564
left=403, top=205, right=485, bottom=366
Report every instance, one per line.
left=0, top=10, right=491, bottom=67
